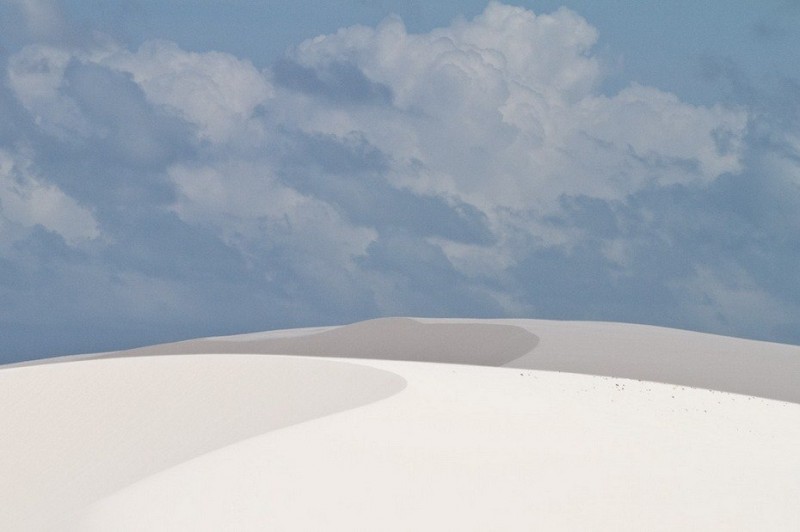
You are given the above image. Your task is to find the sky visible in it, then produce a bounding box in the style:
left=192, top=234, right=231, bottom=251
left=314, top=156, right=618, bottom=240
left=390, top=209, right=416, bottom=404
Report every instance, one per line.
left=1, top=0, right=799, bottom=363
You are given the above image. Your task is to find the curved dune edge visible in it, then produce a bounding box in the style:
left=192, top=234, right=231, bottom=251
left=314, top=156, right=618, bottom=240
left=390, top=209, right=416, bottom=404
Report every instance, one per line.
left=101, top=317, right=540, bottom=367
left=0, top=355, right=406, bottom=531
left=80, top=359, right=800, bottom=531
left=4, top=319, right=800, bottom=530
left=63, top=317, right=800, bottom=404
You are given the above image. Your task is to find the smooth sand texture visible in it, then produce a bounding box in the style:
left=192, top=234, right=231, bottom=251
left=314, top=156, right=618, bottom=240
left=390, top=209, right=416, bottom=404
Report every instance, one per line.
left=3, top=318, right=800, bottom=530
left=80, top=360, right=800, bottom=531
left=103, top=318, right=540, bottom=367
left=0, top=355, right=405, bottom=531
left=87, top=317, right=800, bottom=403
left=499, top=319, right=800, bottom=404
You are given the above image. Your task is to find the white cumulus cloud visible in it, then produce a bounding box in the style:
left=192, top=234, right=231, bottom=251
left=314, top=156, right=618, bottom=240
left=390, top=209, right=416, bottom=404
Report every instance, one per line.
left=274, top=1, right=747, bottom=216
left=102, top=41, right=274, bottom=143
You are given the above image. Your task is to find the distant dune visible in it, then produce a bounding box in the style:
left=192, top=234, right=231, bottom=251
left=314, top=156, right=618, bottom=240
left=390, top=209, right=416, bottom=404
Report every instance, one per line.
left=3, top=318, right=800, bottom=530
left=77, top=317, right=800, bottom=403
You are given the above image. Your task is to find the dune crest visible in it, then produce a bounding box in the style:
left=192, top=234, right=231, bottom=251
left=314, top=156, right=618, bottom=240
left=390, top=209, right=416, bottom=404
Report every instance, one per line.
left=105, top=317, right=540, bottom=366
left=504, top=320, right=800, bottom=404
left=0, top=355, right=405, bottom=530
left=5, top=318, right=800, bottom=529
left=95, top=317, right=800, bottom=403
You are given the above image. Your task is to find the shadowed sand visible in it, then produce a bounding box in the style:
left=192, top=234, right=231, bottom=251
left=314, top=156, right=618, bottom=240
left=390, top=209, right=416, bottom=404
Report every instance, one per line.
left=3, top=318, right=800, bottom=530
left=500, top=319, right=800, bottom=404
left=104, top=317, right=540, bottom=367
left=0, top=355, right=405, bottom=531
left=88, top=317, right=800, bottom=403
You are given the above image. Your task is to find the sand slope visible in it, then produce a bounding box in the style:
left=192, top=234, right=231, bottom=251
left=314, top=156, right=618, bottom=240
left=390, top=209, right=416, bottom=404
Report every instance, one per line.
left=3, top=318, right=800, bottom=530
left=98, top=318, right=540, bottom=366
left=0, top=355, right=404, bottom=531
left=80, top=360, right=800, bottom=531
left=80, top=317, right=800, bottom=403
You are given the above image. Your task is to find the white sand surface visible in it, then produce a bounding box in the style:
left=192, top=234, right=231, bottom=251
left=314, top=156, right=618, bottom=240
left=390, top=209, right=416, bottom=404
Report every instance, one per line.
left=500, top=319, right=800, bottom=403
left=80, top=359, right=800, bottom=531
left=0, top=355, right=404, bottom=531
left=3, top=318, right=800, bottom=530
left=95, top=318, right=539, bottom=366
left=79, top=317, right=800, bottom=403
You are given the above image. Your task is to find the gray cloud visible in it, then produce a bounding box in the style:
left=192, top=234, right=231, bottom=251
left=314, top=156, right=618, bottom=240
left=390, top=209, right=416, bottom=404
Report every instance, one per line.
left=61, top=61, right=190, bottom=169
left=278, top=131, right=495, bottom=244
left=273, top=58, right=393, bottom=105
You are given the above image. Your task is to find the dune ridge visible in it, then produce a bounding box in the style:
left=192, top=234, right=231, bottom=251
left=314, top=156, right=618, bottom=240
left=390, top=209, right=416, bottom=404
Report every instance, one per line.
left=79, top=317, right=800, bottom=403
left=4, top=318, right=800, bottom=530
left=101, top=317, right=540, bottom=366
left=0, top=355, right=405, bottom=531
left=501, top=319, right=800, bottom=404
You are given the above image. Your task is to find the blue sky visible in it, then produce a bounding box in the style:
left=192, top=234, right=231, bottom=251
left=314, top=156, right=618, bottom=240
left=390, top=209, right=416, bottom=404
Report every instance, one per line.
left=1, top=0, right=799, bottom=362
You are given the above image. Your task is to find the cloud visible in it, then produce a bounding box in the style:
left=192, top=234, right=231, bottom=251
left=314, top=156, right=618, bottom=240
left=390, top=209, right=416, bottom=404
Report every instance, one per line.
left=101, top=40, right=273, bottom=143
left=6, top=44, right=89, bottom=139
left=1, top=0, right=66, bottom=42
left=0, top=147, right=99, bottom=246
left=273, top=58, right=392, bottom=105
left=1, top=1, right=799, bottom=362
left=274, top=3, right=746, bottom=218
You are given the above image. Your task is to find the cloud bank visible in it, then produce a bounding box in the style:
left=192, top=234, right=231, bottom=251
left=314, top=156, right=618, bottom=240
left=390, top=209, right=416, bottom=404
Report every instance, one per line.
left=1, top=1, right=798, bottom=361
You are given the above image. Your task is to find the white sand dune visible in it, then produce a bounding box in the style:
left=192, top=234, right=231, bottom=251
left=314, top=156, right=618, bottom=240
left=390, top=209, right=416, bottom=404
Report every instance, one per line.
left=0, top=355, right=404, bottom=530
left=74, top=317, right=800, bottom=403
left=103, top=318, right=540, bottom=365
left=3, top=318, right=800, bottom=530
